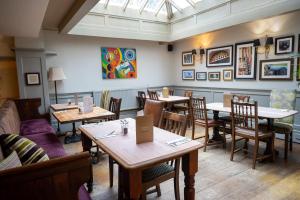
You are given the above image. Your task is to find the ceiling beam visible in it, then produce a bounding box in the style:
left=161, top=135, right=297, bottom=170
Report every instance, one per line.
left=122, top=0, right=130, bottom=12
left=165, top=1, right=173, bottom=19
left=155, top=0, right=166, bottom=16
left=59, top=0, right=100, bottom=34
left=169, top=0, right=183, bottom=13
left=139, top=0, right=149, bottom=14
left=185, top=0, right=195, bottom=8
left=104, top=0, right=110, bottom=9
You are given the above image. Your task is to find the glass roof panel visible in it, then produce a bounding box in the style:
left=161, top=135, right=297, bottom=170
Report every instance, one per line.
left=109, top=0, right=126, bottom=6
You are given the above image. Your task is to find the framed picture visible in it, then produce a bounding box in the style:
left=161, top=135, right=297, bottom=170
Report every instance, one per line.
left=234, top=41, right=257, bottom=80
left=25, top=73, right=40, bottom=85
left=259, top=58, right=293, bottom=81
left=208, top=72, right=221, bottom=81
left=223, top=69, right=233, bottom=81
left=206, top=45, right=233, bottom=67
left=182, top=69, right=195, bottom=80
left=297, top=58, right=300, bottom=81
left=182, top=51, right=194, bottom=66
left=275, top=35, right=294, bottom=55
left=196, top=72, right=207, bottom=80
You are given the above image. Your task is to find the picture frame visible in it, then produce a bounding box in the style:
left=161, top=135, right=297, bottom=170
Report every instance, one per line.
left=25, top=72, right=40, bottom=85
left=234, top=41, right=257, bottom=80
left=296, top=58, right=300, bottom=81
left=208, top=72, right=221, bottom=81
left=275, top=35, right=294, bottom=55
left=182, top=51, right=195, bottom=66
left=196, top=72, right=207, bottom=81
left=206, top=45, right=233, bottom=67
left=223, top=69, right=233, bottom=81
left=259, top=58, right=293, bottom=81
left=182, top=69, right=195, bottom=80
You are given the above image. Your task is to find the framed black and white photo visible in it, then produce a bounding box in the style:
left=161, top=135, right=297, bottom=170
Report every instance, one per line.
left=275, top=35, right=294, bottom=55
left=25, top=73, right=40, bottom=85
left=206, top=45, right=233, bottom=67
left=259, top=58, right=293, bottom=81
left=223, top=69, right=233, bottom=81
left=234, top=41, right=257, bottom=80
left=182, top=51, right=194, bottom=66
left=196, top=72, right=207, bottom=80
left=208, top=72, right=221, bottom=81
left=182, top=69, right=195, bottom=80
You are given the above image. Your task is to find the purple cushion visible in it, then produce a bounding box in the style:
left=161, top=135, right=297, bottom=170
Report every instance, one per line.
left=25, top=133, right=66, bottom=159
left=20, top=119, right=55, bottom=136
left=79, top=186, right=91, bottom=200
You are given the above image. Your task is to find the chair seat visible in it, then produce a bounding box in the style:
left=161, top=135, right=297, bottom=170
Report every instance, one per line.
left=259, top=122, right=293, bottom=134
left=195, top=119, right=224, bottom=128
left=142, top=163, right=174, bottom=182
left=219, top=115, right=231, bottom=122
left=235, top=127, right=273, bottom=139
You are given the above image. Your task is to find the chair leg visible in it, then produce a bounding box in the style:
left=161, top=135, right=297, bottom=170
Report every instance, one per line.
left=174, top=177, right=180, bottom=200
left=192, top=122, right=195, bottom=140
left=141, top=191, right=146, bottom=200
left=284, top=132, right=289, bottom=160
left=230, top=134, right=236, bottom=161
left=223, top=128, right=226, bottom=149
left=272, top=134, right=275, bottom=162
left=109, top=156, right=114, bottom=187
left=204, top=127, right=209, bottom=152
left=290, top=131, right=293, bottom=151
left=243, top=139, right=249, bottom=155
left=252, top=140, right=259, bottom=169
left=156, top=184, right=161, bottom=197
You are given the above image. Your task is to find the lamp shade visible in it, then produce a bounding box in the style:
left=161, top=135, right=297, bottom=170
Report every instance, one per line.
left=48, top=67, right=66, bottom=81
left=266, top=37, right=274, bottom=45
left=253, top=39, right=261, bottom=47
left=200, top=48, right=205, bottom=55
left=192, top=49, right=197, bottom=55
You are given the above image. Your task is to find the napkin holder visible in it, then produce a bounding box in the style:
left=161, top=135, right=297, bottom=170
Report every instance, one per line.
left=162, top=87, right=169, bottom=98
left=136, top=115, right=153, bottom=144
left=223, top=94, right=233, bottom=107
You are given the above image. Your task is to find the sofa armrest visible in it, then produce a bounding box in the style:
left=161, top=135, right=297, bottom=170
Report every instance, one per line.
left=0, top=152, right=92, bottom=200
left=14, top=98, right=51, bottom=122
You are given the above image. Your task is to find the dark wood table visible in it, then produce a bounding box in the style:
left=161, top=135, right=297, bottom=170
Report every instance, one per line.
left=79, top=118, right=202, bottom=200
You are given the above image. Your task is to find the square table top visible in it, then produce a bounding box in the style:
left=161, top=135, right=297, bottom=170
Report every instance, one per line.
left=79, top=118, right=202, bottom=169
left=50, top=103, right=78, bottom=111
left=146, top=95, right=189, bottom=103
left=52, top=107, right=115, bottom=123
left=206, top=102, right=298, bottom=119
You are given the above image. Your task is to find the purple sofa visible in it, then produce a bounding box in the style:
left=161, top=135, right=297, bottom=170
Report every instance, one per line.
left=0, top=99, right=92, bottom=200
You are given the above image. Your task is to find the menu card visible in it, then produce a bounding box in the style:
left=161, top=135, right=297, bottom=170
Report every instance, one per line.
left=136, top=115, right=153, bottom=144
left=83, top=96, right=93, bottom=113
left=223, top=93, right=233, bottom=107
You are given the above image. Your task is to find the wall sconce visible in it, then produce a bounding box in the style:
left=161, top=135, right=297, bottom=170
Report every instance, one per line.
left=200, top=48, right=205, bottom=64
left=265, top=36, right=274, bottom=59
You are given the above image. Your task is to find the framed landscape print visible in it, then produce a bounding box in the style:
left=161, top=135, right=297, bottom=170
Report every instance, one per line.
left=259, top=58, right=293, bottom=81
left=208, top=72, right=221, bottom=81
left=234, top=41, right=257, bottom=79
left=297, top=58, right=300, bottom=81
left=182, top=51, right=194, bottom=66
left=196, top=72, right=207, bottom=80
left=275, top=35, right=294, bottom=55
left=101, top=47, right=137, bottom=79
left=182, top=69, right=195, bottom=80
left=223, top=69, right=233, bottom=81
left=25, top=73, right=40, bottom=85
left=206, top=45, right=233, bottom=67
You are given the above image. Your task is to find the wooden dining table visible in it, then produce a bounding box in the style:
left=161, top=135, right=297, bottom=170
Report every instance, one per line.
left=79, top=118, right=202, bottom=200
left=206, top=102, right=298, bottom=142
left=146, top=95, right=190, bottom=110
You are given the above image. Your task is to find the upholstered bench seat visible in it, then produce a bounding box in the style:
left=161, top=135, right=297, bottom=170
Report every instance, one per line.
left=20, top=119, right=55, bottom=136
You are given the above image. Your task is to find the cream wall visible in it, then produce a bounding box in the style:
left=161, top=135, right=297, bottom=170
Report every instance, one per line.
left=43, top=31, right=173, bottom=93
left=172, top=11, right=300, bottom=90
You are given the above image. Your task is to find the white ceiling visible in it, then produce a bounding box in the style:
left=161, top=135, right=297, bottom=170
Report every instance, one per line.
left=0, top=0, right=49, bottom=37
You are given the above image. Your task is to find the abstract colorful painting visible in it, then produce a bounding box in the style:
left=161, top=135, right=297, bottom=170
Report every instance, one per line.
left=101, top=47, right=137, bottom=79
left=206, top=45, right=233, bottom=67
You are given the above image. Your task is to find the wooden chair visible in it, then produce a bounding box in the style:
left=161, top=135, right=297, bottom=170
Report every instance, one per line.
left=137, top=91, right=146, bottom=110
left=230, top=100, right=275, bottom=169
left=191, top=97, right=225, bottom=151
left=140, top=110, right=187, bottom=200
left=172, top=90, right=193, bottom=114
left=109, top=99, right=164, bottom=188
left=169, top=89, right=174, bottom=96
left=147, top=90, right=159, bottom=100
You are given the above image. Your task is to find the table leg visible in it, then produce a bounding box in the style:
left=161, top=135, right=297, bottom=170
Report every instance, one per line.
left=265, top=118, right=276, bottom=155
left=211, top=111, right=224, bottom=141
left=182, top=150, right=198, bottom=200
left=64, top=122, right=81, bottom=144
left=126, top=168, right=142, bottom=200
left=81, top=133, right=93, bottom=192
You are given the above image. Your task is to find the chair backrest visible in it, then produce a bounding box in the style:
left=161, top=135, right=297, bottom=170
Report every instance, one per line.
left=159, top=111, right=187, bottom=136
left=184, top=90, right=193, bottom=98
left=233, top=95, right=250, bottom=103
left=137, top=91, right=146, bottom=109
left=169, top=89, right=174, bottom=96
left=231, top=100, right=258, bottom=133
left=109, top=97, right=122, bottom=120
left=147, top=90, right=159, bottom=100
left=191, top=97, right=208, bottom=124
left=270, top=89, right=296, bottom=124
left=144, top=99, right=164, bottom=127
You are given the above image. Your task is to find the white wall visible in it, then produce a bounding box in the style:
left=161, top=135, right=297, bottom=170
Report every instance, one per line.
left=173, top=11, right=300, bottom=90
left=43, top=31, right=173, bottom=93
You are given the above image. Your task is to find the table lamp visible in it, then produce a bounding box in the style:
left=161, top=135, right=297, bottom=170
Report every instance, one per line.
left=48, top=67, right=66, bottom=104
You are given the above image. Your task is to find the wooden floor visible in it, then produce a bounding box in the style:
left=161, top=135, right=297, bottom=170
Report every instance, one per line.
left=63, top=113, right=300, bottom=200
